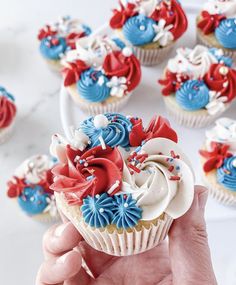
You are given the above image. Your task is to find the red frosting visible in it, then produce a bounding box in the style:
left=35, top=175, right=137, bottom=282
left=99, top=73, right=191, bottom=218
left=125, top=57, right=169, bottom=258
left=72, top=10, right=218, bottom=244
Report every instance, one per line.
left=150, top=0, right=188, bottom=40
left=65, top=32, right=86, bottom=49
left=110, top=1, right=138, bottom=29
left=129, top=115, right=178, bottom=147
left=38, top=25, right=57, bottom=40
left=158, top=70, right=189, bottom=96
left=51, top=145, right=123, bottom=205
left=62, top=60, right=89, bottom=87
left=103, top=51, right=141, bottom=92
left=197, top=11, right=226, bottom=35
left=7, top=177, right=26, bottom=198
left=0, top=96, right=16, bottom=128
left=199, top=142, right=232, bottom=172
left=204, top=64, right=236, bottom=103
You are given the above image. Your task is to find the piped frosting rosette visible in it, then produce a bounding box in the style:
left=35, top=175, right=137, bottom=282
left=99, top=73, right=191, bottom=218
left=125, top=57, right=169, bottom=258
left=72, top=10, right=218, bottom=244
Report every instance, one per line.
left=199, top=118, right=236, bottom=206
left=7, top=155, right=59, bottom=222
left=158, top=45, right=236, bottom=128
left=51, top=113, right=194, bottom=256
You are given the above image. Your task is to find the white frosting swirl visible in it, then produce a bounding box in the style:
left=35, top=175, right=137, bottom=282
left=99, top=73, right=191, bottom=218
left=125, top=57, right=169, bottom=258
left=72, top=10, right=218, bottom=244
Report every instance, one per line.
left=120, top=0, right=158, bottom=16
left=203, top=0, right=236, bottom=18
left=167, top=45, right=218, bottom=79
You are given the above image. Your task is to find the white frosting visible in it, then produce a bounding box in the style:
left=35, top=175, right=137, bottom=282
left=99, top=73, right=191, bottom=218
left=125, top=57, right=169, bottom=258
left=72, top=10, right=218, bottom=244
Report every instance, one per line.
left=53, top=16, right=85, bottom=36
left=120, top=0, right=159, bottom=16
left=167, top=45, right=218, bottom=79
left=106, top=76, right=128, bottom=97
left=203, top=0, right=236, bottom=18
left=44, top=195, right=58, bottom=217
left=152, top=20, right=174, bottom=46
left=117, top=138, right=195, bottom=220
left=205, top=91, right=228, bottom=115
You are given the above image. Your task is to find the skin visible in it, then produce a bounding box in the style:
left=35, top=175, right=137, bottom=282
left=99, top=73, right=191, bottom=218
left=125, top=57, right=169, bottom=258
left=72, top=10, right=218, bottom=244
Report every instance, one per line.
left=36, top=185, right=217, bottom=285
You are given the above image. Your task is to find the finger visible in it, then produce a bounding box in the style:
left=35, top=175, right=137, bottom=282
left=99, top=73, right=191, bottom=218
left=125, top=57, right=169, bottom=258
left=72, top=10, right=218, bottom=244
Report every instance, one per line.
left=64, top=268, right=92, bottom=285
left=169, top=185, right=217, bottom=285
left=43, top=222, right=82, bottom=259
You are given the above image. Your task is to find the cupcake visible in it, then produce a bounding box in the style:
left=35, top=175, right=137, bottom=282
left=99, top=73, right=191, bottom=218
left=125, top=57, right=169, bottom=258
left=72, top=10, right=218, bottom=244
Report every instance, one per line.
left=158, top=45, right=236, bottom=128
left=197, top=0, right=236, bottom=61
left=109, top=0, right=188, bottom=66
left=7, top=155, right=59, bottom=222
left=61, top=36, right=141, bottom=115
left=0, top=86, right=17, bottom=144
left=38, top=16, right=92, bottom=72
left=199, top=118, right=236, bottom=206
left=50, top=113, right=194, bottom=256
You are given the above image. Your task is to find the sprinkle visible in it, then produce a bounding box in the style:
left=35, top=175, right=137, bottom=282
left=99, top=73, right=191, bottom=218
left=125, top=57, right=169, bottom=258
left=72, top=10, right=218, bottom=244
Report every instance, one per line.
left=95, top=194, right=100, bottom=199
left=86, top=155, right=95, bottom=161
left=124, top=203, right=129, bottom=208
left=74, top=155, right=80, bottom=163
left=139, top=25, right=145, bottom=31
left=128, top=163, right=141, bottom=173
left=99, top=208, right=104, bottom=213
left=169, top=175, right=181, bottom=181
left=86, top=175, right=94, bottom=181
left=168, top=165, right=174, bottom=172
left=176, top=166, right=180, bottom=171
left=99, top=136, right=106, bottom=150
left=171, top=150, right=180, bottom=159
left=107, top=180, right=120, bottom=195
left=84, top=162, right=88, bottom=167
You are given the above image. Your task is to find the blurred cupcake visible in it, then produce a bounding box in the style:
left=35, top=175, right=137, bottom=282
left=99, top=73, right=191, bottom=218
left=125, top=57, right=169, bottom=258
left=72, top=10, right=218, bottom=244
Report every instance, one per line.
left=159, top=45, right=236, bottom=128
left=50, top=113, right=194, bottom=256
left=109, top=0, right=188, bottom=66
left=38, top=16, right=92, bottom=72
left=199, top=118, right=236, bottom=206
left=61, top=36, right=141, bottom=115
left=197, top=0, right=236, bottom=61
left=0, top=86, right=17, bottom=144
left=7, top=155, right=59, bottom=222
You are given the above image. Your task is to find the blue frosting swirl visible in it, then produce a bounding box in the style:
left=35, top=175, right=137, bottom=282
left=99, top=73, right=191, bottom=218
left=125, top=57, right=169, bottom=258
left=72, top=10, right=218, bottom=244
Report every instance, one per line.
left=111, top=195, right=142, bottom=229
left=17, top=185, right=49, bottom=216
left=209, top=48, right=233, bottom=67
left=82, top=24, right=92, bottom=36
left=80, top=113, right=133, bottom=148
left=176, top=80, right=210, bottom=111
left=81, top=193, right=114, bottom=228
left=77, top=68, right=111, bottom=103
left=0, top=86, right=15, bottom=101
left=217, top=156, right=236, bottom=191
left=123, top=15, right=156, bottom=46
left=215, top=18, right=236, bottom=49
left=40, top=36, right=67, bottom=60
left=112, top=37, right=126, bottom=49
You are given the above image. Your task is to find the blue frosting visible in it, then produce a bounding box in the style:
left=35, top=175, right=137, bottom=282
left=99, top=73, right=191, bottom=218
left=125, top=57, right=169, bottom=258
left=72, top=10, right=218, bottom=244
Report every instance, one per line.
left=215, top=18, right=236, bottom=49
left=176, top=80, right=210, bottom=111
left=123, top=15, right=156, bottom=46
left=112, top=37, right=126, bottom=49
left=77, top=68, right=111, bottom=103
left=80, top=113, right=133, bottom=148
left=0, top=86, right=15, bottom=101
left=82, top=24, right=92, bottom=36
left=17, top=185, right=49, bottom=216
left=217, top=156, right=236, bottom=191
left=111, top=195, right=142, bottom=229
left=81, top=193, right=114, bottom=228
left=209, top=48, right=233, bottom=67
left=40, top=36, right=67, bottom=60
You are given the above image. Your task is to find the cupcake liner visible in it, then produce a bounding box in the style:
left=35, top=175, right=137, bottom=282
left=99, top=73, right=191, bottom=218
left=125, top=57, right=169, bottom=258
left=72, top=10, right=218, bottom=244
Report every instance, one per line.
left=56, top=193, right=173, bottom=256
left=0, top=122, right=14, bottom=144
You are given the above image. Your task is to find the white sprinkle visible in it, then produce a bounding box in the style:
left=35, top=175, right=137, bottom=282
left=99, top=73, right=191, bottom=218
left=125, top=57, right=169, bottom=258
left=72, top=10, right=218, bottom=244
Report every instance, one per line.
left=95, top=194, right=100, bottom=199
left=232, top=159, right=236, bottom=168
left=140, top=25, right=145, bottom=31
left=124, top=203, right=129, bottom=208
left=99, top=208, right=104, bottom=213
left=84, top=162, right=88, bottom=167
left=107, top=180, right=120, bottom=195
left=99, top=136, right=106, bottom=150
left=122, top=47, right=133, bottom=57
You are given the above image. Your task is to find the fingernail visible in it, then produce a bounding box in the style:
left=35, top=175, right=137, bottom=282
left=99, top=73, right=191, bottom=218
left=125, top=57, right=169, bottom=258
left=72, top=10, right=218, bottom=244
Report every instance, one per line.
left=56, top=251, right=71, bottom=264
left=54, top=223, right=69, bottom=237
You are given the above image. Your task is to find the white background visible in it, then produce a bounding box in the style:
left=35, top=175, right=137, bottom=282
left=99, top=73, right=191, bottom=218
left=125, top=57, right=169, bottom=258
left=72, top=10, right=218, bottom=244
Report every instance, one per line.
left=0, top=1, right=236, bottom=284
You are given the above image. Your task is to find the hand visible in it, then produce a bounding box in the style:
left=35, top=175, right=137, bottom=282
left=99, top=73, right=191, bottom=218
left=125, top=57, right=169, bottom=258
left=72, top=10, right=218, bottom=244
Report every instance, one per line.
left=36, top=186, right=217, bottom=285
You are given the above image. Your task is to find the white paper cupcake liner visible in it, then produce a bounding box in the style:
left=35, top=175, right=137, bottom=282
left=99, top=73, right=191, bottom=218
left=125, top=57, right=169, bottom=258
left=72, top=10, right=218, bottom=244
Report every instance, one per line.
left=0, top=122, right=14, bottom=144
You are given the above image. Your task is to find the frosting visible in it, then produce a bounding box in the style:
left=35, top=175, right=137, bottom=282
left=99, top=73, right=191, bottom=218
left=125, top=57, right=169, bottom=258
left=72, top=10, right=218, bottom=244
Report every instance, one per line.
left=176, top=80, right=210, bottom=111
left=198, top=11, right=226, bottom=35
left=203, top=0, right=236, bottom=18
left=0, top=86, right=16, bottom=129
left=217, top=156, right=236, bottom=191
left=62, top=60, right=89, bottom=87
left=215, top=18, right=236, bottom=49
left=209, top=48, right=233, bottom=67
left=40, top=36, right=67, bottom=60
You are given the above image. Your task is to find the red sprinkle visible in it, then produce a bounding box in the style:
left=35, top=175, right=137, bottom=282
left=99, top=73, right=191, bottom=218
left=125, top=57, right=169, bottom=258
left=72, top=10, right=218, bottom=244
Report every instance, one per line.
left=171, top=150, right=180, bottom=159
left=169, top=175, right=181, bottom=181
left=128, top=163, right=141, bottom=173
left=168, top=166, right=174, bottom=172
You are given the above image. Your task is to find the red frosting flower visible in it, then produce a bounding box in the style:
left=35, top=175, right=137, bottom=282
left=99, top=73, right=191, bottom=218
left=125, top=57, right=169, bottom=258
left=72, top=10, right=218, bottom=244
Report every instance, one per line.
left=38, top=169, right=54, bottom=195
left=204, top=64, right=236, bottom=103
left=197, top=11, right=226, bottom=35
left=158, top=70, right=189, bottom=96
left=7, top=177, right=26, bottom=198
left=0, top=96, right=17, bottom=128
left=150, top=0, right=188, bottom=40
left=199, top=142, right=232, bottom=172
left=103, top=50, right=141, bottom=92
left=65, top=32, right=86, bottom=49
left=38, top=25, right=57, bottom=41
left=110, top=1, right=138, bottom=29
left=129, top=115, right=178, bottom=147
left=62, top=60, right=89, bottom=87
left=50, top=145, right=123, bottom=205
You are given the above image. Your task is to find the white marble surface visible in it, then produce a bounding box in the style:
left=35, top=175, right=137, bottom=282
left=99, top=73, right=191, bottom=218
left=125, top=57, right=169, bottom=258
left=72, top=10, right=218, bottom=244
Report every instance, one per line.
left=0, top=1, right=236, bottom=284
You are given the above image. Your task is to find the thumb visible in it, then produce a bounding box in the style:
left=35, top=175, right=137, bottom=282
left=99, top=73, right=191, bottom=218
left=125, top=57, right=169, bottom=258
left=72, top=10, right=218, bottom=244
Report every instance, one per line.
left=169, top=185, right=217, bottom=285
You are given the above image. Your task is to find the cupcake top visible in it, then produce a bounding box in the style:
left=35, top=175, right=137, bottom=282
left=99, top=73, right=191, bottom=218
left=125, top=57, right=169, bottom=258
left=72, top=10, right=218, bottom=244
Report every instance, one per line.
left=199, top=118, right=236, bottom=192
left=197, top=0, right=236, bottom=49
left=61, top=36, right=141, bottom=103
left=7, top=155, right=58, bottom=217
left=38, top=16, right=92, bottom=60
left=110, top=0, right=188, bottom=47
left=50, top=113, right=194, bottom=230
left=0, top=86, right=17, bottom=129
left=159, top=45, right=236, bottom=115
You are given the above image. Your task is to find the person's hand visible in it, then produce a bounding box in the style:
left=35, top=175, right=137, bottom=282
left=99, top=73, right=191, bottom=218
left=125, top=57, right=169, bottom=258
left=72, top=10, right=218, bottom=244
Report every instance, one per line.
left=36, top=185, right=217, bottom=285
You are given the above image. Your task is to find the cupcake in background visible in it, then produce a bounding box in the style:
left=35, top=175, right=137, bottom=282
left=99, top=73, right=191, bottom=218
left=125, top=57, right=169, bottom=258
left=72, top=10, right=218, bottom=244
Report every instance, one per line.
left=7, top=155, right=59, bottom=222
left=61, top=36, right=141, bottom=115
left=0, top=86, right=17, bottom=144
left=38, top=16, right=92, bottom=72
left=50, top=113, right=194, bottom=256
left=197, top=0, right=236, bottom=61
left=199, top=118, right=236, bottom=206
left=109, top=0, right=188, bottom=66
left=158, top=45, right=236, bottom=128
